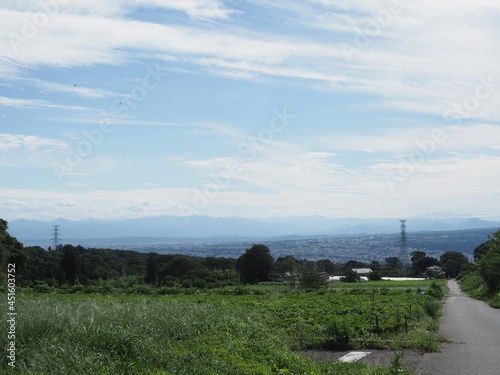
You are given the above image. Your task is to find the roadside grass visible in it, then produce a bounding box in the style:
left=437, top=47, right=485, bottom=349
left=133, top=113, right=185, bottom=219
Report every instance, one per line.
left=1, top=280, right=445, bottom=374
left=459, top=271, right=500, bottom=309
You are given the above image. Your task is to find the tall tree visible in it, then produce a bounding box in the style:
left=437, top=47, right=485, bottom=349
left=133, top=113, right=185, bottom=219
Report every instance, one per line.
left=473, top=241, right=491, bottom=262
left=144, top=252, right=158, bottom=285
left=440, top=251, right=469, bottom=278
left=236, top=244, right=274, bottom=284
left=61, top=245, right=81, bottom=285
left=316, top=259, right=336, bottom=274
left=410, top=251, right=440, bottom=274
left=478, top=229, right=500, bottom=292
left=0, top=219, right=26, bottom=273
left=385, top=256, right=402, bottom=270
left=341, top=268, right=360, bottom=283
left=299, top=261, right=327, bottom=290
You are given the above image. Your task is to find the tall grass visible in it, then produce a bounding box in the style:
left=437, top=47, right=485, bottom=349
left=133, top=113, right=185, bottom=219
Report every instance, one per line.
left=1, top=294, right=414, bottom=374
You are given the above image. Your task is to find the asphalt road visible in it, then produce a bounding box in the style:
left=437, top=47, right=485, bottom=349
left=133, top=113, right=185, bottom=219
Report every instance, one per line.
left=417, top=280, right=500, bottom=375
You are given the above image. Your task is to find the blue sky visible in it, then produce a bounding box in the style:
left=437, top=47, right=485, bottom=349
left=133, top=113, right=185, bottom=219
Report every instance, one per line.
left=1, top=0, right=500, bottom=221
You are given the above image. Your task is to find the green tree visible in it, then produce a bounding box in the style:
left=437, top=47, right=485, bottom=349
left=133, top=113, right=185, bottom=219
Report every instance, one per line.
left=343, top=260, right=366, bottom=270
left=275, top=255, right=300, bottom=274
left=341, top=268, right=360, bottom=283
left=410, top=251, right=426, bottom=267
left=478, top=229, right=500, bottom=292
left=385, top=256, right=402, bottom=270
left=61, top=245, right=81, bottom=285
left=236, top=244, right=274, bottom=284
left=473, top=241, right=491, bottom=262
left=411, top=251, right=440, bottom=274
left=299, top=261, right=327, bottom=290
left=368, top=271, right=382, bottom=281
left=144, top=252, right=158, bottom=285
left=316, top=259, right=336, bottom=274
left=0, top=219, right=26, bottom=271
left=440, top=251, right=469, bottom=278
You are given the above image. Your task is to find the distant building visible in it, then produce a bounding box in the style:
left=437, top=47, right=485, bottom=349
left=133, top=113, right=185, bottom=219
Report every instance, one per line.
left=426, top=265, right=444, bottom=275
left=351, top=268, right=373, bottom=277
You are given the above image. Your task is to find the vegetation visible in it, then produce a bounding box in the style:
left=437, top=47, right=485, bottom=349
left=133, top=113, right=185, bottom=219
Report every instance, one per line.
left=0, top=220, right=450, bottom=374
left=439, top=251, right=469, bottom=278
left=236, top=244, right=275, bottom=284
left=409, top=251, right=440, bottom=275
left=0, top=281, right=444, bottom=374
left=341, top=268, right=360, bottom=283
left=298, top=261, right=328, bottom=290
left=459, top=229, right=500, bottom=308
left=0, top=219, right=26, bottom=285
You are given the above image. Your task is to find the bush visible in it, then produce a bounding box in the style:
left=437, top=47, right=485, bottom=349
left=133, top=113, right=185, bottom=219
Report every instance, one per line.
left=479, top=247, right=500, bottom=293
left=426, top=282, right=443, bottom=299
left=127, top=284, right=155, bottom=295
left=96, top=285, right=115, bottom=294
left=423, top=298, right=440, bottom=318
left=33, top=281, right=53, bottom=293
left=490, top=293, right=500, bottom=309
left=368, top=271, right=382, bottom=281
left=325, top=318, right=351, bottom=349
left=341, top=268, right=360, bottom=283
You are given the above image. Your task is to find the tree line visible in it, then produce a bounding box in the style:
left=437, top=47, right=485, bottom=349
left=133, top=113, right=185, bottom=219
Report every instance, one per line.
left=0, top=219, right=487, bottom=293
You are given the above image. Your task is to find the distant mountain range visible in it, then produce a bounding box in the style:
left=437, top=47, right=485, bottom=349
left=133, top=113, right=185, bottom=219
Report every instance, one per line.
left=7, top=215, right=500, bottom=246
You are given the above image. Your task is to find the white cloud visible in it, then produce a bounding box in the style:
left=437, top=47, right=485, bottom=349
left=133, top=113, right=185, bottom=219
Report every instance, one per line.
left=311, top=124, right=500, bottom=154
left=127, top=0, right=239, bottom=20
left=1, top=149, right=500, bottom=220
left=1, top=0, right=498, bottom=122
left=0, top=96, right=46, bottom=109
left=0, top=133, right=68, bottom=151
left=0, top=0, right=499, bottom=221
left=17, top=77, right=118, bottom=98
left=0, top=96, right=95, bottom=112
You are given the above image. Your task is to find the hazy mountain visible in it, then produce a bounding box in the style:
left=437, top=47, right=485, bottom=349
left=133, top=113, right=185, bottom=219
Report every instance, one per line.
left=7, top=215, right=500, bottom=245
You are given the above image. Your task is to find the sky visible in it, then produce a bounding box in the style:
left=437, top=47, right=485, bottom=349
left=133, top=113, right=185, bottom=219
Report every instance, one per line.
left=1, top=0, right=500, bottom=222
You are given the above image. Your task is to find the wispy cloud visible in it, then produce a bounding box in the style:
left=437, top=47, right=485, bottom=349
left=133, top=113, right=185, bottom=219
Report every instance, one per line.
left=1, top=0, right=499, bottom=221
left=0, top=96, right=96, bottom=112
left=2, top=0, right=498, bottom=122
left=0, top=133, right=68, bottom=151
left=127, top=0, right=240, bottom=20
left=310, top=124, right=500, bottom=154
left=17, top=77, right=118, bottom=98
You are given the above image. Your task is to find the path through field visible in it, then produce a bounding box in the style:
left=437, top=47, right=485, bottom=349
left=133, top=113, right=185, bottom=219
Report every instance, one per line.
left=301, top=280, right=500, bottom=374
left=416, top=280, right=500, bottom=375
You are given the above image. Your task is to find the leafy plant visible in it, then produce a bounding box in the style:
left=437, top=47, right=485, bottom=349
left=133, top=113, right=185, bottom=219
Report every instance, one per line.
left=325, top=318, right=352, bottom=349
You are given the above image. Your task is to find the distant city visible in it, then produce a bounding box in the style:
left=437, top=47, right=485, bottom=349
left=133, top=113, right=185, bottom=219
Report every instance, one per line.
left=9, top=215, right=497, bottom=263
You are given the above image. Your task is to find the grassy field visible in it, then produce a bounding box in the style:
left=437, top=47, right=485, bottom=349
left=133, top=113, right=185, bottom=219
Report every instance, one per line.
left=1, top=280, right=445, bottom=374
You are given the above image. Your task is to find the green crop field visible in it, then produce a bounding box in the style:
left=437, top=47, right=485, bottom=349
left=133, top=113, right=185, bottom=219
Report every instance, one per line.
left=1, top=280, right=445, bottom=374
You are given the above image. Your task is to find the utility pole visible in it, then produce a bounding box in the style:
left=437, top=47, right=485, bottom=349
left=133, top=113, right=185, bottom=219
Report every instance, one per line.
left=51, top=225, right=61, bottom=250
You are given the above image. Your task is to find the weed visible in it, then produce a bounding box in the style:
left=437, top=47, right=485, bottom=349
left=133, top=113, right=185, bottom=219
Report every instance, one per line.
left=423, top=299, right=440, bottom=319
left=325, top=318, right=352, bottom=350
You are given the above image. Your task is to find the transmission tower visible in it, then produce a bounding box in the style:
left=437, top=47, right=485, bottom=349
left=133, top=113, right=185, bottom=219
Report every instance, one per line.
left=399, top=220, right=409, bottom=267
left=51, top=225, right=61, bottom=250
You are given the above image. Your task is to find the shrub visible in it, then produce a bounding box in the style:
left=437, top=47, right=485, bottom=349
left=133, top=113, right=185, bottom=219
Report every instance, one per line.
left=490, top=293, right=500, bottom=309
left=426, top=282, right=443, bottom=299
left=341, top=268, right=360, bottom=283
left=325, top=318, right=351, bottom=349
left=97, top=285, right=115, bottom=294
left=127, top=284, right=155, bottom=295
left=368, top=271, right=382, bottom=281
left=423, top=298, right=440, bottom=318
left=33, top=281, right=52, bottom=293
